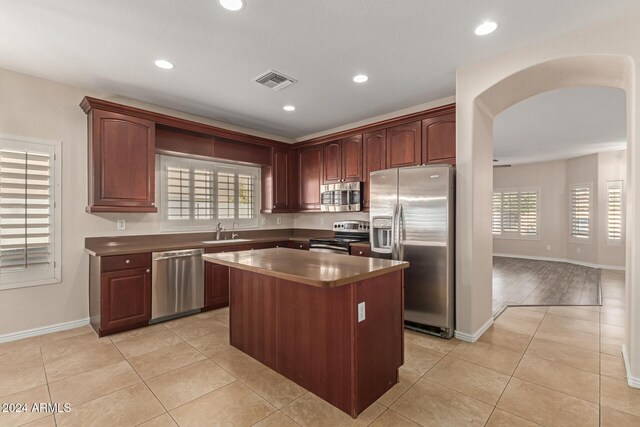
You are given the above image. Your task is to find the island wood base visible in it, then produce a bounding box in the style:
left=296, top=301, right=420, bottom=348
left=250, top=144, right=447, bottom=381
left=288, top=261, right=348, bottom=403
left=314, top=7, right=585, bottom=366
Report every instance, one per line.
left=228, top=267, right=404, bottom=418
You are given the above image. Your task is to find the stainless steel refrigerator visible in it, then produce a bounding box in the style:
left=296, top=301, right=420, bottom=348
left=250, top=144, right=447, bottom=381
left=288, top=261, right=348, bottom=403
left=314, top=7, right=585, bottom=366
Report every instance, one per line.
left=369, top=165, right=455, bottom=338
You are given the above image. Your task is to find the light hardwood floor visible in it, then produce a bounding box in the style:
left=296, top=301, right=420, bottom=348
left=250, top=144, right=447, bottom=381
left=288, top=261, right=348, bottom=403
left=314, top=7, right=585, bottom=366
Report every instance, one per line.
left=493, top=256, right=601, bottom=314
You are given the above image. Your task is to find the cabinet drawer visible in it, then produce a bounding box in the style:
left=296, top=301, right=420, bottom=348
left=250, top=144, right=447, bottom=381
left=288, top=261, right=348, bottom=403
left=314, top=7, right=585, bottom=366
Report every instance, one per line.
left=289, top=241, right=309, bottom=250
left=236, top=242, right=267, bottom=251
left=102, top=253, right=151, bottom=273
left=205, top=245, right=238, bottom=254
left=351, top=246, right=371, bottom=257
left=264, top=241, right=291, bottom=248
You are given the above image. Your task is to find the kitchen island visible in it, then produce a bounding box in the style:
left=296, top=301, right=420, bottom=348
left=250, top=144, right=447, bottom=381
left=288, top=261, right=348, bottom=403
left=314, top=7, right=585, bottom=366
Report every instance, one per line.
left=203, top=248, right=409, bottom=418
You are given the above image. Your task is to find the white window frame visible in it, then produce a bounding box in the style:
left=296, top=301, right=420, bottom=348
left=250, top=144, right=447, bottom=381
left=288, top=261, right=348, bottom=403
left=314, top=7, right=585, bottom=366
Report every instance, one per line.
left=0, top=134, right=62, bottom=291
left=606, top=180, right=624, bottom=246
left=158, top=155, right=260, bottom=231
left=569, top=182, right=593, bottom=243
left=492, top=187, right=540, bottom=240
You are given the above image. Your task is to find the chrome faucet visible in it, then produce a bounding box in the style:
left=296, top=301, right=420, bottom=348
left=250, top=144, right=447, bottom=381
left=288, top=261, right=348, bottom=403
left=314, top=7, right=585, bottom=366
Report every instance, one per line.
left=231, top=222, right=240, bottom=239
left=215, top=223, right=224, bottom=240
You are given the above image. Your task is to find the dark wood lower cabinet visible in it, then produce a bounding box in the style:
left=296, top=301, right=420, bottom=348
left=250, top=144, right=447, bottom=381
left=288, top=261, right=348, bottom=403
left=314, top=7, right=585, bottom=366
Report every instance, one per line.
left=289, top=241, right=310, bottom=250
left=350, top=245, right=371, bottom=257
left=90, top=253, right=152, bottom=337
left=204, top=263, right=230, bottom=310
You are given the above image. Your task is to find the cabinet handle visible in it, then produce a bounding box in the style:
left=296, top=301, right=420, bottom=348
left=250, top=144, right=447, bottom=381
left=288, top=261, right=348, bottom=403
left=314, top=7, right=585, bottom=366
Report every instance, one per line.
left=151, top=203, right=155, bottom=207
left=146, top=269, right=150, bottom=273
left=125, top=259, right=131, bottom=264
left=273, top=205, right=276, bottom=208
left=359, top=251, right=363, bottom=255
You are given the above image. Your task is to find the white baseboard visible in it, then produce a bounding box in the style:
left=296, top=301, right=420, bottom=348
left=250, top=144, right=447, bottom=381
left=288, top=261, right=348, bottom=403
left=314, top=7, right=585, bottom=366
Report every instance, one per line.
left=0, top=318, right=90, bottom=344
left=454, top=317, right=494, bottom=343
left=622, top=344, right=640, bottom=388
left=493, top=253, right=625, bottom=271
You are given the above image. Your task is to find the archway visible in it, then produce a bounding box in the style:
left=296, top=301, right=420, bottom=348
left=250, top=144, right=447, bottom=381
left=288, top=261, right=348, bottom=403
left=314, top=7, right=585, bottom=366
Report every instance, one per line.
left=455, top=54, right=639, bottom=387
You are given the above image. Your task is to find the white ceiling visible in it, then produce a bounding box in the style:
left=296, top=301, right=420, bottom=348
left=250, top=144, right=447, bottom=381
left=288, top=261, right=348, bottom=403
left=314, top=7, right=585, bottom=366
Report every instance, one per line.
left=493, top=87, right=627, bottom=166
left=1, top=1, right=639, bottom=139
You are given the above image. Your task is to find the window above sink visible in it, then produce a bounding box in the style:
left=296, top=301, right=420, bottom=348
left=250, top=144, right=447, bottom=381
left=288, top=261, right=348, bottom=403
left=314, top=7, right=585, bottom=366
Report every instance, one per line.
left=158, top=154, right=260, bottom=232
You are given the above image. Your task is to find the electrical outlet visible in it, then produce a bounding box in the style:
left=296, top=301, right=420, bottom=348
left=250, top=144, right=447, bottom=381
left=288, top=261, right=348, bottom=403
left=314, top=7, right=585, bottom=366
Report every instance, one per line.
left=357, top=302, right=366, bottom=322
left=576, top=247, right=581, bottom=254
left=261, top=217, right=267, bottom=226
left=117, top=219, right=126, bottom=230
left=276, top=217, right=282, bottom=225
left=320, top=217, right=325, bottom=225
left=546, top=245, right=551, bottom=251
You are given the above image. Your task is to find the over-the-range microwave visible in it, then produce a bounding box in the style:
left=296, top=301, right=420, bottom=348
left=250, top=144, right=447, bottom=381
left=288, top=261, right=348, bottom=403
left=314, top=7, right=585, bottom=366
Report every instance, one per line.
left=320, top=182, right=362, bottom=212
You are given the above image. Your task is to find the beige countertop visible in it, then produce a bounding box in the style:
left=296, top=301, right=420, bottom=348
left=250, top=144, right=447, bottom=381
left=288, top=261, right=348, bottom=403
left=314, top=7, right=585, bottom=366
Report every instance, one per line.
left=85, top=230, right=325, bottom=256
left=203, top=248, right=408, bottom=288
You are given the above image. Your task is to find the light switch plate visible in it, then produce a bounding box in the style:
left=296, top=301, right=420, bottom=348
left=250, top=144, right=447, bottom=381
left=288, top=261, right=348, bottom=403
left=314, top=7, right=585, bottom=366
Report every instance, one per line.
left=276, top=217, right=282, bottom=225
left=320, top=217, right=325, bottom=225
left=117, top=219, right=126, bottom=230
left=357, top=302, right=366, bottom=322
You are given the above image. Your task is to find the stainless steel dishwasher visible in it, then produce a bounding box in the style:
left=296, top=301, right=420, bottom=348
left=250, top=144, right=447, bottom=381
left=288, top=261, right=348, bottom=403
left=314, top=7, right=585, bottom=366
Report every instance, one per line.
left=151, top=248, right=204, bottom=322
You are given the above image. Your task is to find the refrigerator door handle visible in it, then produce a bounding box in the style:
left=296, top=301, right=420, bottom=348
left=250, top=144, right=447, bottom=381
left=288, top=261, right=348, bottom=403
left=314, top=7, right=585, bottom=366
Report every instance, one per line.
left=391, top=204, right=398, bottom=260
left=397, top=203, right=404, bottom=259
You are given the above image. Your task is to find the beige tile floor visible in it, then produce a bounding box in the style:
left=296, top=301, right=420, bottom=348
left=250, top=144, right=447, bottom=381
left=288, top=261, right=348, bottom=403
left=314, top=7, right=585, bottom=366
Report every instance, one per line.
left=1, top=270, right=638, bottom=426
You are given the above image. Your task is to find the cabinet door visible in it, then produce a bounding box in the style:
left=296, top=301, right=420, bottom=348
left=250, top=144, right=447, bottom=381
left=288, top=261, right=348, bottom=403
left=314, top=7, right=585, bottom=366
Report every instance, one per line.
left=422, top=112, right=456, bottom=164
left=386, top=121, right=421, bottom=168
left=204, top=263, right=230, bottom=310
left=273, top=149, right=293, bottom=210
left=341, top=135, right=363, bottom=182
left=323, top=141, right=342, bottom=183
left=289, top=241, right=310, bottom=250
left=362, top=129, right=387, bottom=208
left=101, top=267, right=151, bottom=333
left=297, top=146, right=323, bottom=211
left=89, top=109, right=156, bottom=212
left=350, top=246, right=371, bottom=257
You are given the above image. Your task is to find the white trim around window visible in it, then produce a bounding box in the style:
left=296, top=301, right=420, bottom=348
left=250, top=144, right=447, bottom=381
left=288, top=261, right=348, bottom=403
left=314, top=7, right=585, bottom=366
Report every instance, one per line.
left=0, top=134, right=62, bottom=291
left=158, top=155, right=260, bottom=231
left=492, top=187, right=540, bottom=240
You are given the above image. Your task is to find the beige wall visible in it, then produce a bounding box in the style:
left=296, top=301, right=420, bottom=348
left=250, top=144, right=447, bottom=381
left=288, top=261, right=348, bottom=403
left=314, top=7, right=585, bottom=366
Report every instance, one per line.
left=456, top=10, right=640, bottom=383
left=494, top=152, right=626, bottom=268
left=493, top=159, right=567, bottom=260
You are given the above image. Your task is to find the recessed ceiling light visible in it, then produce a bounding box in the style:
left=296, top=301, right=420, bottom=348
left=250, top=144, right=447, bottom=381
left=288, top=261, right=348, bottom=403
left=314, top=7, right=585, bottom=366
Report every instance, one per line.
left=218, top=0, right=243, bottom=11
left=353, top=74, right=368, bottom=83
left=154, top=59, right=174, bottom=70
left=475, top=21, right=498, bottom=36
left=283, top=105, right=295, bottom=112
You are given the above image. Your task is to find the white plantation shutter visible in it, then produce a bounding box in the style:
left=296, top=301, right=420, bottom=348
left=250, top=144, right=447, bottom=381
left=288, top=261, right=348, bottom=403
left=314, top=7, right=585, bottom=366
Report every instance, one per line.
left=607, top=180, right=623, bottom=243
left=492, top=188, right=539, bottom=238
left=0, top=136, right=61, bottom=289
left=159, top=155, right=258, bottom=229
left=571, top=184, right=591, bottom=239
left=492, top=193, right=502, bottom=234
left=519, top=191, right=538, bottom=236
left=238, top=174, right=255, bottom=219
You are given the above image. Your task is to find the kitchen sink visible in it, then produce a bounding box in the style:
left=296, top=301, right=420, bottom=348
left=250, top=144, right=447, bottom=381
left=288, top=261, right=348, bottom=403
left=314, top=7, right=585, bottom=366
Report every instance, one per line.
left=201, top=239, right=249, bottom=244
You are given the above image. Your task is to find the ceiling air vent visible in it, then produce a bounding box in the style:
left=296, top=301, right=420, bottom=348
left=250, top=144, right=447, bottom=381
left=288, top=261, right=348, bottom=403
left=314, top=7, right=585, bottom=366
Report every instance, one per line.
left=253, top=69, right=297, bottom=91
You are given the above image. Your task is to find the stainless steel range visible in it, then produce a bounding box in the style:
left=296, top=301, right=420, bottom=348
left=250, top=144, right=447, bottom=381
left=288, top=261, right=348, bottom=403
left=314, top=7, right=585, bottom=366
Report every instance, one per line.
left=309, top=220, right=370, bottom=255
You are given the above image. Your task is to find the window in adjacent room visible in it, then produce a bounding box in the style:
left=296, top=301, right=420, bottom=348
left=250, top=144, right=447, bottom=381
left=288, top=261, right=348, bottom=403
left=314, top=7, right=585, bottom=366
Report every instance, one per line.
left=570, top=183, right=592, bottom=241
left=0, top=135, right=61, bottom=290
left=606, top=180, right=623, bottom=244
left=492, top=188, right=539, bottom=239
left=159, top=155, right=259, bottom=230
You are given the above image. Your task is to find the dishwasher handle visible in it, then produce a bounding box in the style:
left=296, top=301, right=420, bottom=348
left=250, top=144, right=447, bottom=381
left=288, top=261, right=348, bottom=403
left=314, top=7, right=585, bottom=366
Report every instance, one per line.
left=153, top=249, right=203, bottom=261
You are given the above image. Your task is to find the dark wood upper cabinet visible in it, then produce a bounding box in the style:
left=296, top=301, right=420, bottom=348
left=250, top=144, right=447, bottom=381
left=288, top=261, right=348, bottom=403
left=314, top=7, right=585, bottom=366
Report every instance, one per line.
left=341, top=135, right=363, bottom=182
left=297, top=146, right=323, bottom=211
left=422, top=112, right=456, bottom=165
left=262, top=148, right=296, bottom=213
left=385, top=121, right=422, bottom=168
left=362, top=130, right=387, bottom=209
left=323, top=137, right=362, bottom=184
left=323, top=141, right=342, bottom=183
left=86, top=109, right=156, bottom=212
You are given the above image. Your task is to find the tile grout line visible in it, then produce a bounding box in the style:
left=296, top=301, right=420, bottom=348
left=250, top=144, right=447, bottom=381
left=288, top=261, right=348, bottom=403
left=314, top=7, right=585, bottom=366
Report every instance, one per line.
left=38, top=339, right=58, bottom=427
left=484, top=306, right=548, bottom=426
